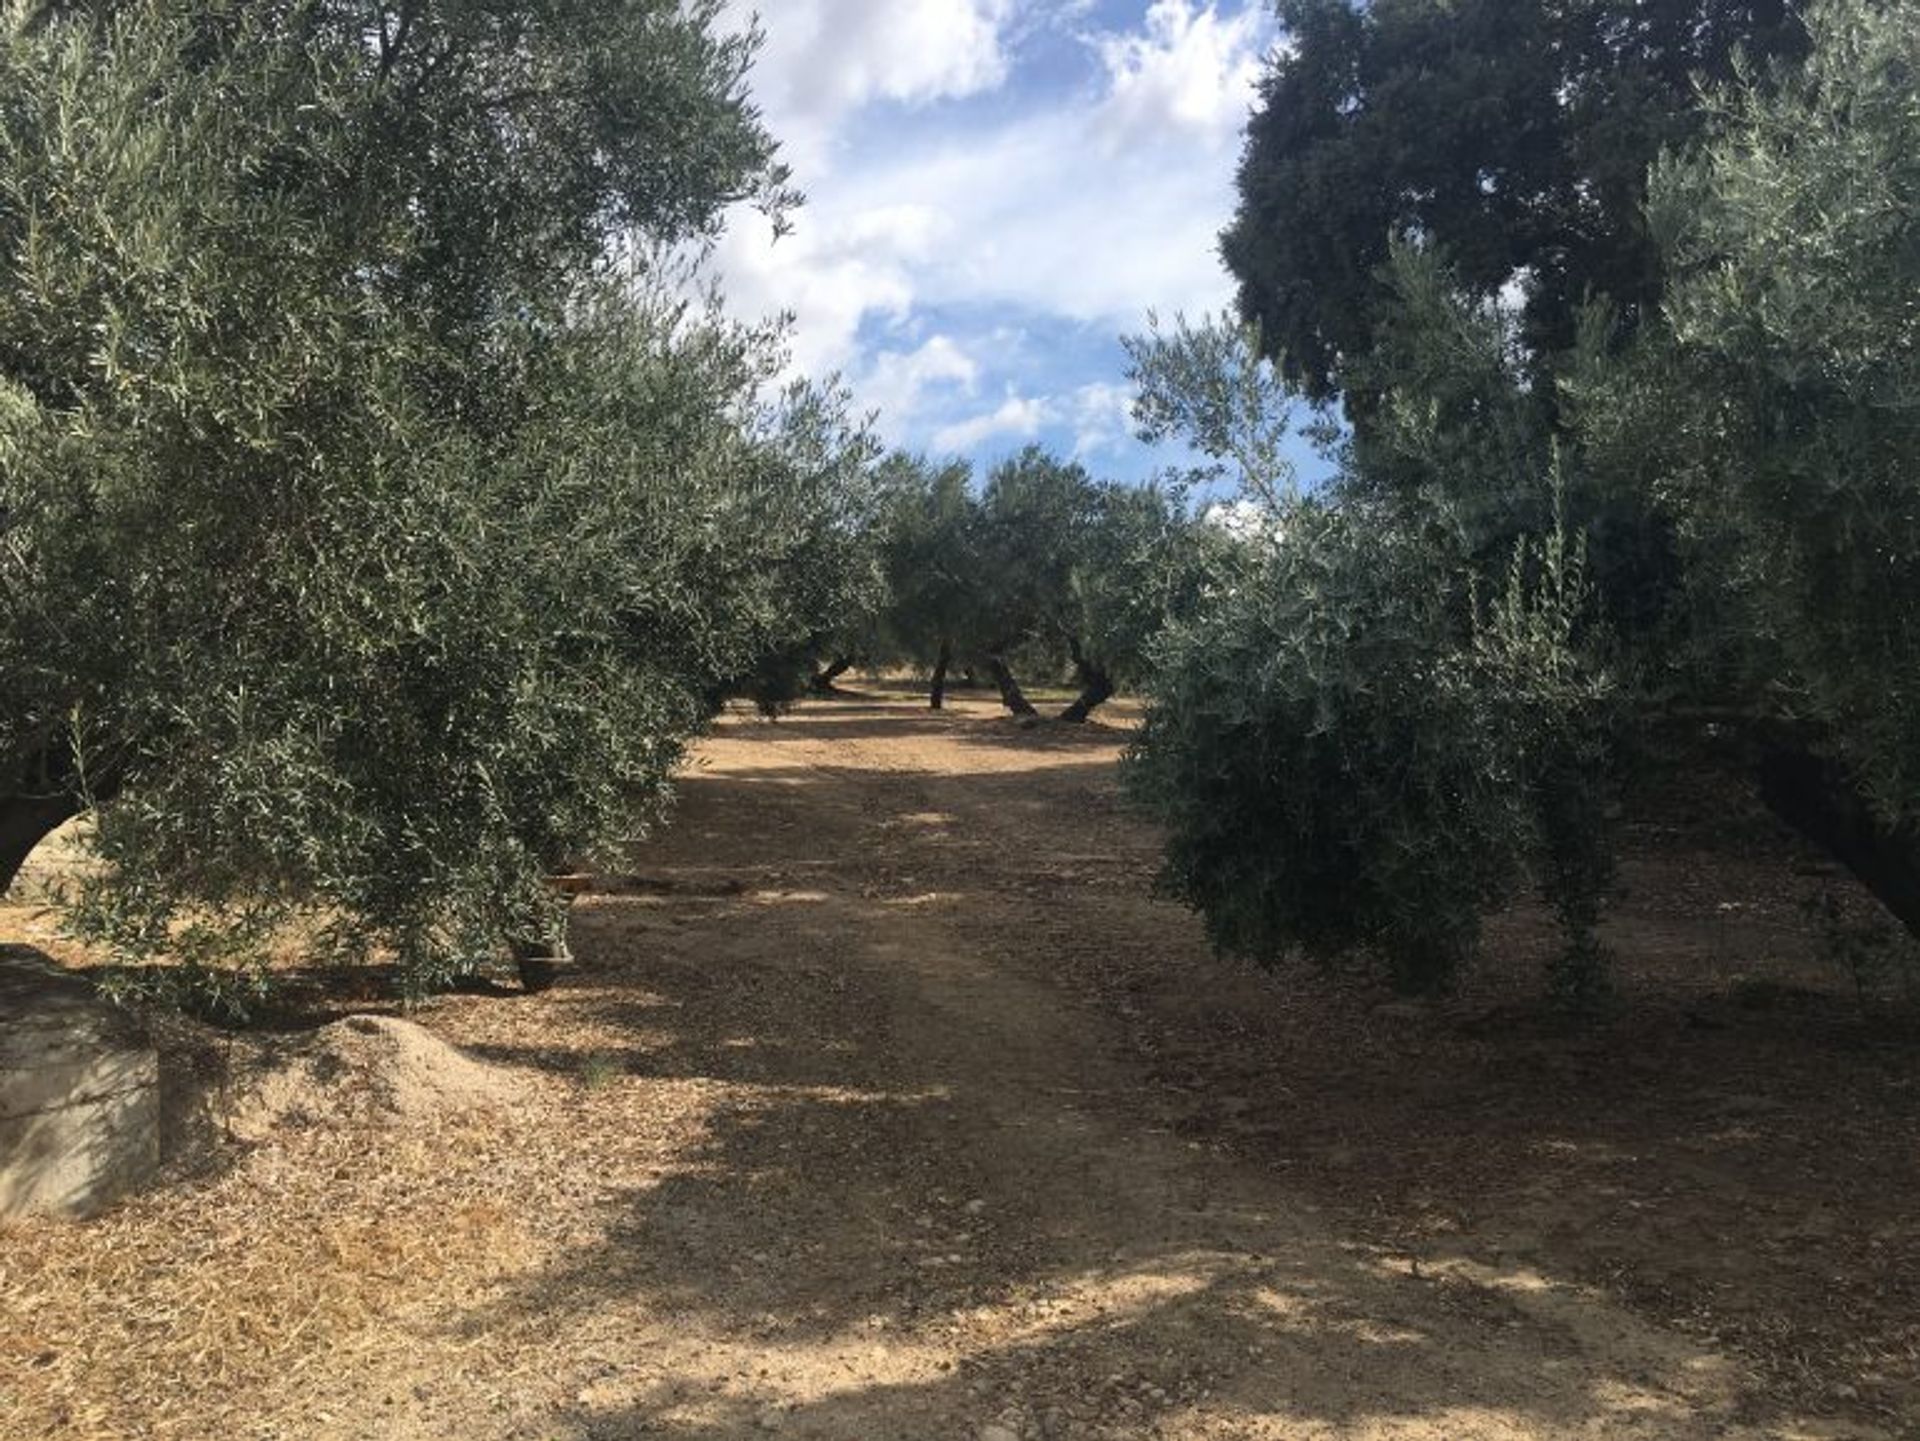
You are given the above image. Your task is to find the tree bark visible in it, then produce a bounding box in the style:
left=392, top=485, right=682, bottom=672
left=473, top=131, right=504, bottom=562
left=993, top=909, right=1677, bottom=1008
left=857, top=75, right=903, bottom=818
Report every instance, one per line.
left=808, top=655, right=854, bottom=694
left=929, top=640, right=952, bottom=710
left=1758, top=746, right=1920, bottom=939
left=1058, top=638, right=1115, bottom=723
left=0, top=792, right=79, bottom=897
left=986, top=655, right=1037, bottom=717
left=0, top=733, right=123, bottom=897
left=1058, top=665, right=1114, bottom=723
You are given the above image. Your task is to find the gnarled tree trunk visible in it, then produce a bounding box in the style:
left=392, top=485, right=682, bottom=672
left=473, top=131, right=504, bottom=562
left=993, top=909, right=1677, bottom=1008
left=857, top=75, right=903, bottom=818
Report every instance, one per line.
left=808, top=655, right=854, bottom=694
left=986, top=655, right=1037, bottom=718
left=929, top=640, right=953, bottom=710
left=1758, top=745, right=1920, bottom=939
left=1058, top=639, right=1114, bottom=723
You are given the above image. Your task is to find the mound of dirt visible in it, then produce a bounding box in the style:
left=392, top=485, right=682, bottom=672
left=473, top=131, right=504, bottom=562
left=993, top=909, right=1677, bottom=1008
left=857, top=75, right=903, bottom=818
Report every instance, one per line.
left=228, top=1014, right=516, bottom=1141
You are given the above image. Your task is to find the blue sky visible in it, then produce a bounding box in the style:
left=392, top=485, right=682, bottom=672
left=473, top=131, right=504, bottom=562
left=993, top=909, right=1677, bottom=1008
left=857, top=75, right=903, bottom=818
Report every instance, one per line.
left=709, top=0, right=1333, bottom=490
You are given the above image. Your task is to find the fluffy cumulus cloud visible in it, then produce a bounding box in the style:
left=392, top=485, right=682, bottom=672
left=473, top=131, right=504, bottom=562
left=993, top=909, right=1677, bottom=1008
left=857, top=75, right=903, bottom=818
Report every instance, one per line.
left=1066, top=381, right=1138, bottom=459
left=857, top=334, right=981, bottom=437
left=931, top=392, right=1055, bottom=454
left=708, top=203, right=940, bottom=379
left=1095, top=0, right=1269, bottom=147
left=708, top=3, right=1294, bottom=479
left=723, top=0, right=1014, bottom=168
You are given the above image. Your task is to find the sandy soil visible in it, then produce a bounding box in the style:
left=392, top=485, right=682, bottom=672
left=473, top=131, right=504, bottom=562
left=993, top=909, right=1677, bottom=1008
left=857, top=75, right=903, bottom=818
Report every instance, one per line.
left=2, top=685, right=1914, bottom=1440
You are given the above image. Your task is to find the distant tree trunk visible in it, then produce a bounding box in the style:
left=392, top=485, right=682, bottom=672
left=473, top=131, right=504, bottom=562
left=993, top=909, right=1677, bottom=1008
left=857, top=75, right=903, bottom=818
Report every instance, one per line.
left=929, top=641, right=953, bottom=710
left=1058, top=638, right=1115, bottom=723
left=986, top=655, right=1037, bottom=718
left=808, top=655, right=854, bottom=694
left=0, top=734, right=126, bottom=896
left=0, top=792, right=79, bottom=897
left=1059, top=667, right=1114, bottom=723
left=1758, top=745, right=1920, bottom=940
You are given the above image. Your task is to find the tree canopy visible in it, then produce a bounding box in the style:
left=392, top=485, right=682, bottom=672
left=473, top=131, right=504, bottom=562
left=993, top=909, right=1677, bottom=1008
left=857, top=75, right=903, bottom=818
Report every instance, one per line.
left=858, top=447, right=1211, bottom=724
left=1132, top=0, right=1920, bottom=998
left=0, top=0, right=873, bottom=1004
left=1223, top=0, right=1807, bottom=409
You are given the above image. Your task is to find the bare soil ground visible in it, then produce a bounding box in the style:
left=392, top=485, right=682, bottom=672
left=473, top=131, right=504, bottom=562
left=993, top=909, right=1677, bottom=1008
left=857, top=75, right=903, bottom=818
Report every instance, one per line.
left=3, top=684, right=1916, bottom=1440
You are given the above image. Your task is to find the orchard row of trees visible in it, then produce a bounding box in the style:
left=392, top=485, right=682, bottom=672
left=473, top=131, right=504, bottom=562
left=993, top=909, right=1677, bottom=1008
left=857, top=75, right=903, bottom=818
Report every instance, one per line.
left=0, top=0, right=1214, bottom=1010
left=1126, top=0, right=1920, bottom=1000
left=816, top=449, right=1214, bottom=725
left=5, top=0, right=1913, bottom=1015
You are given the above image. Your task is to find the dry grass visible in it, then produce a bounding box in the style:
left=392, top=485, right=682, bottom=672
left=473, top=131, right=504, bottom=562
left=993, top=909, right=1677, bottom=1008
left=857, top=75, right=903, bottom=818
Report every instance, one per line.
left=3, top=686, right=1915, bottom=1439
left=3, top=1097, right=530, bottom=1437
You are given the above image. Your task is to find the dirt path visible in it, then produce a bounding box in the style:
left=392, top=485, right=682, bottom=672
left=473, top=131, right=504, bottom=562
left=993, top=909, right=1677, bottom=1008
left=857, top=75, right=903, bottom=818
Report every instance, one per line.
left=1, top=690, right=1897, bottom=1439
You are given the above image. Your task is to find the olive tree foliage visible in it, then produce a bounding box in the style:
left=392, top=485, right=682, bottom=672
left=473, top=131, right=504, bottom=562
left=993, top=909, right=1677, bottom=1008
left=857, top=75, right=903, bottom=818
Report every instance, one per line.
left=687, top=381, right=886, bottom=715
left=967, top=448, right=1100, bottom=713
left=865, top=454, right=980, bottom=705
left=1124, top=312, right=1301, bottom=512
left=1662, top=0, right=1920, bottom=821
left=1130, top=501, right=1615, bottom=995
left=1123, top=315, right=1617, bottom=997
left=961, top=447, right=1211, bottom=723
left=859, top=447, right=1211, bottom=722
left=1223, top=0, right=1808, bottom=408
left=0, top=0, right=876, bottom=1006
left=1573, top=0, right=1920, bottom=927
left=1057, top=479, right=1215, bottom=723
left=1131, top=0, right=1917, bottom=998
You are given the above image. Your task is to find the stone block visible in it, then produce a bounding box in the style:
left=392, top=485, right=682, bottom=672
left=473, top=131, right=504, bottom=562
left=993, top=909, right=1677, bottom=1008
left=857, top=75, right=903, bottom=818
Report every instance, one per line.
left=0, top=945, right=159, bottom=1218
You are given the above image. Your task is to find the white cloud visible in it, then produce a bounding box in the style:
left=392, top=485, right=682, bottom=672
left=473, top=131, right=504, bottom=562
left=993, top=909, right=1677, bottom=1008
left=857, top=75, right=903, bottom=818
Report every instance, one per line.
left=856, top=334, right=981, bottom=440
left=794, top=5, right=1263, bottom=314
left=706, top=3, right=1276, bottom=457
left=708, top=203, right=940, bottom=378
left=840, top=204, right=947, bottom=256
left=819, top=82, right=1252, bottom=326
left=725, top=0, right=1014, bottom=172
left=1093, top=0, right=1269, bottom=151
left=1067, top=381, right=1137, bottom=458
left=930, top=392, right=1054, bottom=454
left=1204, top=496, right=1285, bottom=543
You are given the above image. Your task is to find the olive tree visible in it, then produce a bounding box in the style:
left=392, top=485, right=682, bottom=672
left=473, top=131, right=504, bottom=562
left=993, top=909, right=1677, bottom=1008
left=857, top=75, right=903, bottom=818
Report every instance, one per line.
left=965, top=448, right=1100, bottom=716
left=956, top=448, right=1209, bottom=723
left=1124, top=315, right=1616, bottom=996
left=866, top=454, right=981, bottom=707
left=1577, top=0, right=1920, bottom=929
left=1053, top=480, right=1213, bottom=723
left=1128, top=0, right=1916, bottom=999
left=0, top=0, right=872, bottom=1002
left=1129, top=497, right=1615, bottom=994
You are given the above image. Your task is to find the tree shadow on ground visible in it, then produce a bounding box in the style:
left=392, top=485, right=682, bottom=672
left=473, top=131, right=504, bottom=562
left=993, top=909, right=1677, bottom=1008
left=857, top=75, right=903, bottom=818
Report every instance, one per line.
left=709, top=716, right=973, bottom=744
left=449, top=1019, right=1756, bottom=1440
left=720, top=690, right=1138, bottom=751
left=442, top=878, right=1769, bottom=1439
left=438, top=721, right=1916, bottom=1436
